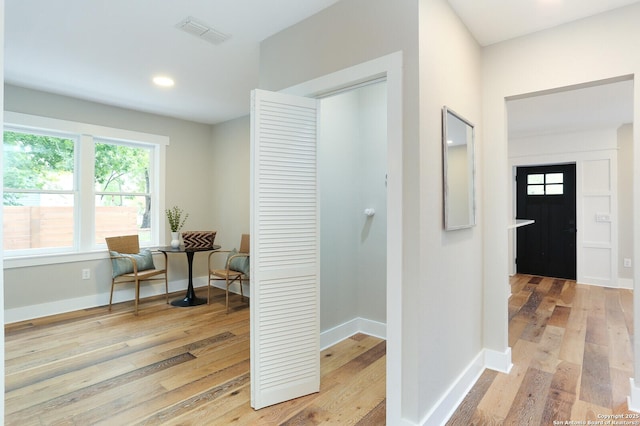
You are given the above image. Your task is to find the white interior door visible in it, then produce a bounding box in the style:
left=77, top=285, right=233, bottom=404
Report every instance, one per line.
left=250, top=88, right=320, bottom=409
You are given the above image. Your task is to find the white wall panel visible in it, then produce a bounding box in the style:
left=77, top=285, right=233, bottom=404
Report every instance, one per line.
left=582, top=196, right=612, bottom=243
left=583, top=159, right=612, bottom=192
left=584, top=247, right=613, bottom=282
left=581, top=158, right=616, bottom=286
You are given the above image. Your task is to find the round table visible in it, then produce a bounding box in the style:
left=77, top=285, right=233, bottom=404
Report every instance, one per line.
left=158, top=245, right=221, bottom=307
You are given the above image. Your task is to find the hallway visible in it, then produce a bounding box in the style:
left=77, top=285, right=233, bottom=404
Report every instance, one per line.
left=448, top=274, right=635, bottom=425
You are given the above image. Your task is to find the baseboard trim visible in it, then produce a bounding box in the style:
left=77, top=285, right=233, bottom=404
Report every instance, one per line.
left=320, top=317, right=386, bottom=350
left=416, top=346, right=512, bottom=426
left=419, top=351, right=486, bottom=426
left=628, top=378, right=640, bottom=413
left=619, top=278, right=634, bottom=290
left=5, top=277, right=206, bottom=323
left=484, top=346, right=513, bottom=373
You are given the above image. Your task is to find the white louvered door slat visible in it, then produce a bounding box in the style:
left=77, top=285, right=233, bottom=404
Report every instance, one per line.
left=250, top=89, right=320, bottom=410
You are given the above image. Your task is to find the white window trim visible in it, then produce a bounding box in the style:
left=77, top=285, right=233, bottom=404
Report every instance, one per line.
left=3, top=111, right=169, bottom=269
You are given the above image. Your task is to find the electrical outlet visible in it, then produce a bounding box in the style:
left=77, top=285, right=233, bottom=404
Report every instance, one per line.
left=82, top=269, right=91, bottom=280
left=624, top=258, right=632, bottom=268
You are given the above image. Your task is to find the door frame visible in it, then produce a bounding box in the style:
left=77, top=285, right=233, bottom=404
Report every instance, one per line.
left=515, top=163, right=577, bottom=279
left=279, top=51, right=404, bottom=422
left=511, top=159, right=581, bottom=281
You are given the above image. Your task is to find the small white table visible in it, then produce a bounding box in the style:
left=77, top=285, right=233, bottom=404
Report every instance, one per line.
left=508, top=219, right=535, bottom=229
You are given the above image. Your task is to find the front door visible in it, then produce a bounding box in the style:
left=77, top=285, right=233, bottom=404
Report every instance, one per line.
left=516, top=164, right=577, bottom=280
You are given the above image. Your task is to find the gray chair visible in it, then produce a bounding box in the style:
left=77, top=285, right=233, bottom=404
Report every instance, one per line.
left=106, top=235, right=168, bottom=315
left=208, top=234, right=250, bottom=313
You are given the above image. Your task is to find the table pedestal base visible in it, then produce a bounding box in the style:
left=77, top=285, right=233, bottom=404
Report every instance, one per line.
left=171, top=296, right=207, bottom=307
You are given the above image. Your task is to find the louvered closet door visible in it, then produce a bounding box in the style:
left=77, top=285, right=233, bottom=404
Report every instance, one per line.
left=250, top=89, right=320, bottom=409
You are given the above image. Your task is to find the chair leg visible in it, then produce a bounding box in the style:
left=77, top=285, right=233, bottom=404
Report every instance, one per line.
left=109, top=280, right=115, bottom=311
left=135, top=279, right=140, bottom=316
left=225, top=276, right=230, bottom=314
left=242, top=277, right=248, bottom=304
left=207, top=273, right=211, bottom=305
left=164, top=275, right=169, bottom=304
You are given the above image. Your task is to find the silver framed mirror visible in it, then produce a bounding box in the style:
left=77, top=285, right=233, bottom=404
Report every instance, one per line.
left=442, top=106, right=475, bottom=230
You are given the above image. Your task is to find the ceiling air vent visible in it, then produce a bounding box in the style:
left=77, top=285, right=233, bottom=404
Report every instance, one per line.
left=176, top=16, right=231, bottom=45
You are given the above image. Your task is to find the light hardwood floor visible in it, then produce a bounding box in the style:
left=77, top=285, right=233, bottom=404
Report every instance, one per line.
left=8, top=275, right=632, bottom=425
left=5, top=288, right=386, bottom=425
left=448, top=274, right=636, bottom=425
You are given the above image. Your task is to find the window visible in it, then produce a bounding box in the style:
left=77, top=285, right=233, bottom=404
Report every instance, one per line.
left=3, top=130, right=77, bottom=254
left=94, top=140, right=154, bottom=246
left=3, top=112, right=168, bottom=265
left=527, top=172, right=564, bottom=196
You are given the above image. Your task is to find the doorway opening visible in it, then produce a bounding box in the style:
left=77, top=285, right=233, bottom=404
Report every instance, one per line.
left=318, top=80, right=387, bottom=346
left=507, top=76, right=633, bottom=287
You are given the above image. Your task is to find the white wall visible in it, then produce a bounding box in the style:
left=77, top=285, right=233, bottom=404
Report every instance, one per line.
left=509, top=128, right=621, bottom=288
left=482, top=1, right=640, bottom=403
left=356, top=83, right=388, bottom=324
left=618, top=124, right=634, bottom=284
left=319, top=90, right=361, bottom=331
left=318, top=82, right=387, bottom=333
left=419, top=2, right=485, bottom=424
left=209, top=115, right=251, bottom=295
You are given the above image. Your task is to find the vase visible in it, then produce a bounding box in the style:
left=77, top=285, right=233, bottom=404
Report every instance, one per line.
left=170, top=232, right=180, bottom=248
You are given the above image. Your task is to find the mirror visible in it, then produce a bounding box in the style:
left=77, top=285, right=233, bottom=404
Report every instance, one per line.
left=442, top=106, right=475, bottom=230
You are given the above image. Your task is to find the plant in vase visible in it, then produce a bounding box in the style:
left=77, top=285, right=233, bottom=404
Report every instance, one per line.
left=166, top=206, right=189, bottom=248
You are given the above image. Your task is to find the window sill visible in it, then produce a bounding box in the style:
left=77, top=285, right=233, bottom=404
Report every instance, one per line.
left=4, top=250, right=109, bottom=269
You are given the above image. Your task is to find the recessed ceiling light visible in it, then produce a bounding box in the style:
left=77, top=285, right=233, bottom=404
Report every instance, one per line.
left=153, top=76, right=175, bottom=87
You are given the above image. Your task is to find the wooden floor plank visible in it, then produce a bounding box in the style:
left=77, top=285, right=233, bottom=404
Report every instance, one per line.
left=445, top=369, right=497, bottom=426
left=503, top=367, right=554, bottom=425
left=547, top=305, right=571, bottom=328
left=581, top=342, right=613, bottom=408
left=541, top=388, right=575, bottom=425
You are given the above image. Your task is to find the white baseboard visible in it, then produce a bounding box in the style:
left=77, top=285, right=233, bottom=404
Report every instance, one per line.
left=417, top=346, right=513, bottom=426
left=484, top=346, right=513, bottom=373
left=419, top=351, right=486, bottom=426
left=320, top=317, right=386, bottom=350
left=577, top=278, right=634, bottom=290
left=629, top=378, right=640, bottom=413
left=5, top=277, right=208, bottom=323
left=209, top=280, right=249, bottom=296
left=619, top=278, right=634, bottom=290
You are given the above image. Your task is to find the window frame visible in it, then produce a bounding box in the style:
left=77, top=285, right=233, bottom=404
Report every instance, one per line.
left=3, top=112, right=168, bottom=269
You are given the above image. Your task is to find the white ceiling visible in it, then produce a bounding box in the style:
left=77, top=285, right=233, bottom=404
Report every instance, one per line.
left=4, top=0, right=638, bottom=127
left=5, top=0, right=340, bottom=125
left=447, top=0, right=640, bottom=47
